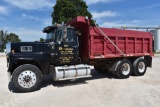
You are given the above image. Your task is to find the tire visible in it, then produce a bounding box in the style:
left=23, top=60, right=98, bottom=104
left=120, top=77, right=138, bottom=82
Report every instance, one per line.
left=133, top=58, right=147, bottom=76
left=111, top=60, right=121, bottom=76
left=12, top=64, right=42, bottom=92
left=111, top=70, right=117, bottom=76
left=116, top=59, right=132, bottom=79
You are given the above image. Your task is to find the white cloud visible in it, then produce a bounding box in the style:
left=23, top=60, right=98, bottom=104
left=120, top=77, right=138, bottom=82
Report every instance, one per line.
left=22, top=13, right=27, bottom=17
left=4, top=0, right=55, bottom=10
left=0, top=6, right=9, bottom=15
left=14, top=28, right=45, bottom=41
left=22, top=14, right=52, bottom=26
left=91, top=11, right=118, bottom=19
left=131, top=20, right=140, bottom=23
left=84, top=0, right=121, bottom=5
left=2, top=26, right=45, bottom=41
left=22, top=14, right=43, bottom=21
left=101, top=21, right=123, bottom=27
left=101, top=21, right=139, bottom=28
left=146, top=4, right=160, bottom=9
left=131, top=3, right=160, bottom=11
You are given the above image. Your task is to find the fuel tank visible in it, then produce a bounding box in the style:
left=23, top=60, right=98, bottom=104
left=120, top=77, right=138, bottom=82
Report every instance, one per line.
left=54, top=64, right=92, bottom=81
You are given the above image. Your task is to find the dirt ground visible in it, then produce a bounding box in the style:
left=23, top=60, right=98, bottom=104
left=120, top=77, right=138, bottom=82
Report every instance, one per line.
left=0, top=57, right=160, bottom=107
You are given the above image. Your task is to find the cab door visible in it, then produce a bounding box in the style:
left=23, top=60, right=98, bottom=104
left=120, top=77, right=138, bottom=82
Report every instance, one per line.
left=55, top=27, right=79, bottom=65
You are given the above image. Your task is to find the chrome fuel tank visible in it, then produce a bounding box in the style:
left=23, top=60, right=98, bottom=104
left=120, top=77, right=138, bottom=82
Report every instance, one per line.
left=54, top=64, right=92, bottom=81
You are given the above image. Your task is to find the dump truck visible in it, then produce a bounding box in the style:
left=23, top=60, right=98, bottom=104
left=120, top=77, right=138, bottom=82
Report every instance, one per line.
left=6, top=16, right=153, bottom=92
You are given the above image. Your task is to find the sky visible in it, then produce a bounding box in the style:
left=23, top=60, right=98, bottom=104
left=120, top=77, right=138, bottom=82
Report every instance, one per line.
left=0, top=0, right=160, bottom=41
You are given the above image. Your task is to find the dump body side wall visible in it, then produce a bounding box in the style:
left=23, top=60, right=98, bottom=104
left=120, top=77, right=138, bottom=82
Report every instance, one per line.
left=89, top=27, right=153, bottom=59
left=67, top=16, right=153, bottom=61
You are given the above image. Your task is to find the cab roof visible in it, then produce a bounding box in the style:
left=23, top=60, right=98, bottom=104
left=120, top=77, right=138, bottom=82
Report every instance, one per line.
left=43, top=26, right=57, bottom=33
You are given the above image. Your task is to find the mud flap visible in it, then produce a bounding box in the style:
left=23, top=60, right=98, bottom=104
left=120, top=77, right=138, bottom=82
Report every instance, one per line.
left=144, top=56, right=152, bottom=68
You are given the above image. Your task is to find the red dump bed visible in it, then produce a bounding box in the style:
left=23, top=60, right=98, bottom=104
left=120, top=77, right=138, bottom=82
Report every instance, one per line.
left=67, top=16, right=153, bottom=60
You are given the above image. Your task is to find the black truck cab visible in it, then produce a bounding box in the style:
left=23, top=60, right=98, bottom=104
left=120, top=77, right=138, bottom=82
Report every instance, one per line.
left=6, top=25, right=91, bottom=92
left=43, top=25, right=79, bottom=65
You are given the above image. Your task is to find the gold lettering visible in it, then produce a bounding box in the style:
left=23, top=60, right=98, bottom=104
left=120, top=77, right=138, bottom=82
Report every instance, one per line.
left=59, top=47, right=63, bottom=50
left=64, top=45, right=68, bottom=47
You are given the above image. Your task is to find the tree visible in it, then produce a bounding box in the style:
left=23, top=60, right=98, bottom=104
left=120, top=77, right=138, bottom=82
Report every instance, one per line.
left=40, top=38, right=45, bottom=42
left=0, top=31, right=21, bottom=52
left=51, top=0, right=95, bottom=25
left=0, top=30, right=7, bottom=52
left=5, top=33, right=21, bottom=43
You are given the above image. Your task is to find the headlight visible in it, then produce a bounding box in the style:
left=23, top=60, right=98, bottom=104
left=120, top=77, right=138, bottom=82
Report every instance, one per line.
left=6, top=42, right=11, bottom=54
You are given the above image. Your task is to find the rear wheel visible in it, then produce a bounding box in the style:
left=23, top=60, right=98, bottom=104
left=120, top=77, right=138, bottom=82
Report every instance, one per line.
left=116, top=59, right=132, bottom=78
left=133, top=58, right=147, bottom=76
left=12, top=64, right=42, bottom=92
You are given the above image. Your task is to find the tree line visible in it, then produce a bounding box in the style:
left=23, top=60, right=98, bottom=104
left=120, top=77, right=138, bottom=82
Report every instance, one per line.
left=0, top=30, right=21, bottom=52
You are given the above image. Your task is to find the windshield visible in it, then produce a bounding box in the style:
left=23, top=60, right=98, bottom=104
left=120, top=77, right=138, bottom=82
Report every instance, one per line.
left=46, top=30, right=56, bottom=42
left=46, top=27, right=76, bottom=43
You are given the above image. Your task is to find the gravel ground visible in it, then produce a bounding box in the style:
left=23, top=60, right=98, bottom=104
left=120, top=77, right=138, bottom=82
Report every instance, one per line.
left=0, top=57, right=160, bottom=107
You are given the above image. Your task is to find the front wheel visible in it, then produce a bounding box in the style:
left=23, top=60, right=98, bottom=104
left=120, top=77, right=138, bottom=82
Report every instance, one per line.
left=12, top=64, right=42, bottom=92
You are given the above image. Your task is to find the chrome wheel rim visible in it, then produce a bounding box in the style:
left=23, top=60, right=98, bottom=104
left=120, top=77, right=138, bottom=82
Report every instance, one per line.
left=138, top=62, right=145, bottom=73
left=121, top=63, right=130, bottom=75
left=18, top=70, right=36, bottom=88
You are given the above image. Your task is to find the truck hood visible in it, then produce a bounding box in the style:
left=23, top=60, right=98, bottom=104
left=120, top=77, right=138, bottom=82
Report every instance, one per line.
left=8, top=42, right=51, bottom=53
